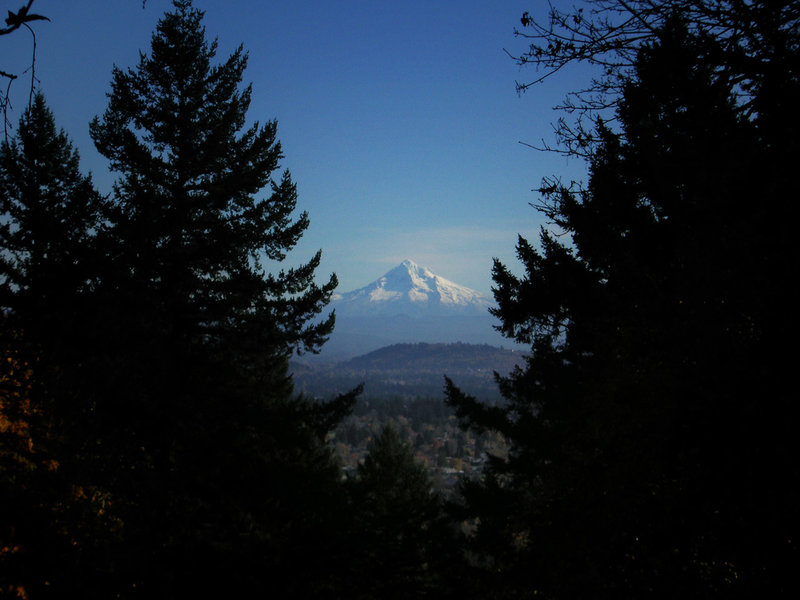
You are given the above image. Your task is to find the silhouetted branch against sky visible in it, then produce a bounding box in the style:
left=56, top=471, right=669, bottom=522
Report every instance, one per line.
left=1, top=1, right=50, bottom=139
left=508, top=0, right=800, bottom=154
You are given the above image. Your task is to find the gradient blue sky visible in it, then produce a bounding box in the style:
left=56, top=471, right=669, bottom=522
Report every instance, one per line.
left=3, top=0, right=589, bottom=295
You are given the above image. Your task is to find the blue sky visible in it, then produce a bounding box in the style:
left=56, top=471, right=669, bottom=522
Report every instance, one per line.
left=3, top=0, right=589, bottom=295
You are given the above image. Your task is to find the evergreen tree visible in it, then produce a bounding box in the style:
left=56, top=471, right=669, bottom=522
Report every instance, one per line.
left=0, top=94, right=110, bottom=598
left=345, top=425, right=449, bottom=599
left=1, top=92, right=104, bottom=337
left=510, top=0, right=800, bottom=156
left=447, top=15, right=798, bottom=599
left=80, top=1, right=353, bottom=596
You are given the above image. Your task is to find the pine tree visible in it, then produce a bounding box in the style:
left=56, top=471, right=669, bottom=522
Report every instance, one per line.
left=82, top=1, right=353, bottom=595
left=345, top=425, right=448, bottom=599
left=0, top=93, right=112, bottom=598
left=447, top=16, right=799, bottom=599
left=1, top=92, right=104, bottom=337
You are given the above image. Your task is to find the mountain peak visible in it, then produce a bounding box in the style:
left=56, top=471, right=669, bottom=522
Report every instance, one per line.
left=318, top=261, right=515, bottom=359
left=332, top=260, right=491, bottom=317
left=399, top=257, right=431, bottom=270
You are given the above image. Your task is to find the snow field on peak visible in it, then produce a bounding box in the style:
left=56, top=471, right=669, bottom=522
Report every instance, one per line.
left=333, top=260, right=491, bottom=314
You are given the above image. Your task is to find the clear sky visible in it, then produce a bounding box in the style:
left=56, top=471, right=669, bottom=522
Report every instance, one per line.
left=3, top=0, right=589, bottom=295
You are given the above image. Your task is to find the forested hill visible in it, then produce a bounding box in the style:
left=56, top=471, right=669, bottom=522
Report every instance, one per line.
left=292, top=342, right=526, bottom=401
left=343, top=342, right=523, bottom=372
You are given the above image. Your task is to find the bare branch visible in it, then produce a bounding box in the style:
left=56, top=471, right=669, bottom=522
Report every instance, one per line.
left=1, top=1, right=48, bottom=141
left=23, top=23, right=37, bottom=108
left=511, top=0, right=800, bottom=153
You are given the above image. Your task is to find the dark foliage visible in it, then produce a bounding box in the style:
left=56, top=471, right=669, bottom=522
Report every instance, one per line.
left=3, top=2, right=356, bottom=597
left=0, top=94, right=111, bottom=597
left=0, top=93, right=104, bottom=338
left=81, top=1, right=353, bottom=595
left=510, top=0, right=800, bottom=156
left=448, top=7, right=799, bottom=599
left=343, top=425, right=455, bottom=599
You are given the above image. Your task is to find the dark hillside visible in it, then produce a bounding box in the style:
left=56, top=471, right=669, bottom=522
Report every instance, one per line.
left=292, top=342, right=526, bottom=401
left=343, top=342, right=523, bottom=372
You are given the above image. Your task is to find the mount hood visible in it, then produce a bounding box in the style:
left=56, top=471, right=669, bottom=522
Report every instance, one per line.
left=315, top=260, right=510, bottom=360
left=331, top=259, right=492, bottom=317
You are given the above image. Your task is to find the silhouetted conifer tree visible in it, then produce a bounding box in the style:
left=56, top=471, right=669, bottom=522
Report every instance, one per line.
left=448, top=14, right=799, bottom=599
left=79, top=1, right=354, bottom=596
left=510, top=0, right=800, bottom=157
left=0, top=93, right=112, bottom=597
left=345, top=425, right=451, bottom=599
left=1, top=92, right=103, bottom=337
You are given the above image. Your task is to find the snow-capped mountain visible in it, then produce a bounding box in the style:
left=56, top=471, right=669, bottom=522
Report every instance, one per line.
left=313, top=260, right=512, bottom=360
left=331, top=259, right=492, bottom=317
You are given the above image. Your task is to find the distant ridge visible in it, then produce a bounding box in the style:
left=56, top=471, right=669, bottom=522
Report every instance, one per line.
left=343, top=342, right=521, bottom=372
left=292, top=342, right=527, bottom=401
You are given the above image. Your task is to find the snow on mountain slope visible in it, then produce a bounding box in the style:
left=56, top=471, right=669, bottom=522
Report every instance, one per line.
left=307, top=260, right=511, bottom=360
left=331, top=259, right=492, bottom=317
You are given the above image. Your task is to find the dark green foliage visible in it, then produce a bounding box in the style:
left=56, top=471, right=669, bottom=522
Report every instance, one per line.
left=1, top=93, right=104, bottom=332
left=77, top=1, right=351, bottom=595
left=448, top=11, right=799, bottom=599
left=512, top=0, right=800, bottom=156
left=345, top=425, right=452, bottom=599
left=1, top=1, right=353, bottom=597
left=89, top=0, right=336, bottom=361
left=0, top=94, right=108, bottom=596
left=355, top=425, right=437, bottom=542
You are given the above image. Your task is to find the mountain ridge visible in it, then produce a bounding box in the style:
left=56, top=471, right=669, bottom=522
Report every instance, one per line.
left=293, top=341, right=526, bottom=400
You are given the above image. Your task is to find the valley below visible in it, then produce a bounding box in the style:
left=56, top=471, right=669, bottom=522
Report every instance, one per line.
left=289, top=261, right=525, bottom=492
left=291, top=341, right=524, bottom=494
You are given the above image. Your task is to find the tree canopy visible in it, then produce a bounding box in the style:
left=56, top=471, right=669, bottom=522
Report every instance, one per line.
left=448, top=3, right=799, bottom=597
left=0, top=90, right=112, bottom=600
left=510, top=0, right=800, bottom=155
left=2, top=2, right=357, bottom=597
left=344, top=425, right=447, bottom=598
